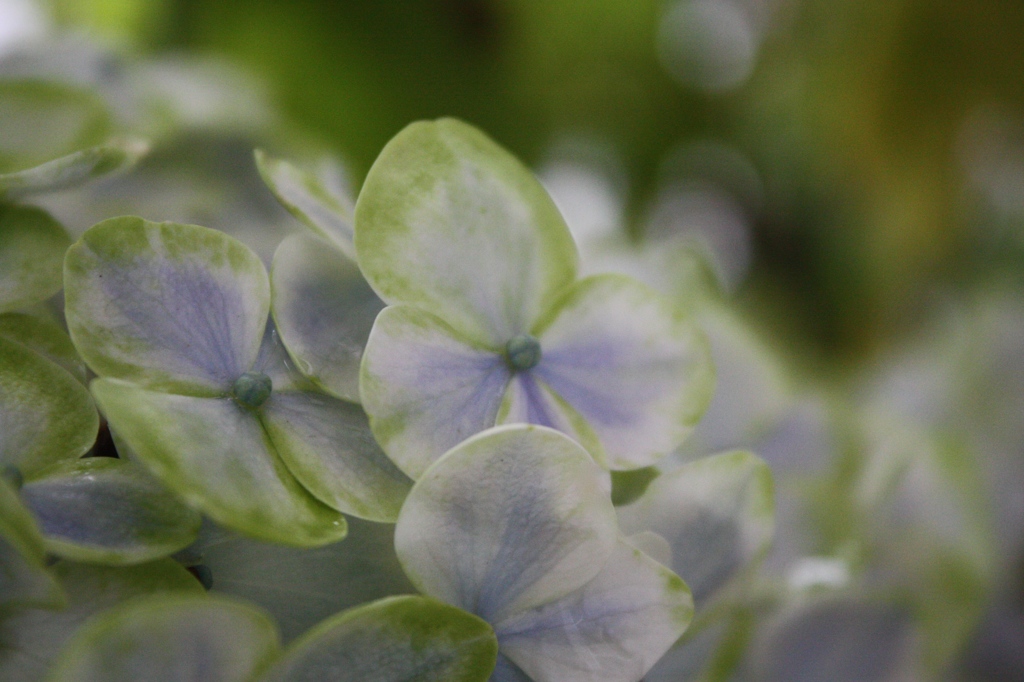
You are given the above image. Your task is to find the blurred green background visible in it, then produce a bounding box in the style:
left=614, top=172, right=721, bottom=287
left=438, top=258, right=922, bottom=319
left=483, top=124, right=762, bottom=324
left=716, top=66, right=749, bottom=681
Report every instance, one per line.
left=41, top=0, right=1024, bottom=365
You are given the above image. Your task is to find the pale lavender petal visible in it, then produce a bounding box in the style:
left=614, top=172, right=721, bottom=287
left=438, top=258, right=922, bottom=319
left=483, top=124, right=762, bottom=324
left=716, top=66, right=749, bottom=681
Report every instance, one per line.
left=495, top=538, right=693, bottom=682
left=361, top=304, right=510, bottom=479
left=533, top=274, right=714, bottom=469
left=64, top=217, right=269, bottom=395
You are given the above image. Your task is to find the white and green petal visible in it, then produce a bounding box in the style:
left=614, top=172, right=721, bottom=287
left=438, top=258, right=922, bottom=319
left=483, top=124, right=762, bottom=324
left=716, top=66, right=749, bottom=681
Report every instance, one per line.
left=361, top=304, right=511, bottom=479
left=255, top=149, right=357, bottom=257
left=617, top=450, right=774, bottom=608
left=260, top=390, right=412, bottom=522
left=395, top=425, right=616, bottom=624
left=0, top=80, right=110, bottom=175
left=355, top=118, right=578, bottom=347
left=0, top=559, right=203, bottom=682
left=0, top=204, right=71, bottom=314
left=259, top=596, right=498, bottom=682
left=191, top=517, right=416, bottom=643
left=494, top=538, right=693, bottom=682
left=271, top=232, right=383, bottom=402
left=531, top=274, right=715, bottom=470
left=19, top=457, right=202, bottom=565
left=0, top=478, right=64, bottom=610
left=64, top=217, right=269, bottom=395
left=0, top=138, right=149, bottom=197
left=0, top=336, right=98, bottom=478
left=48, top=594, right=281, bottom=682
left=0, top=312, right=88, bottom=383
left=91, top=379, right=347, bottom=547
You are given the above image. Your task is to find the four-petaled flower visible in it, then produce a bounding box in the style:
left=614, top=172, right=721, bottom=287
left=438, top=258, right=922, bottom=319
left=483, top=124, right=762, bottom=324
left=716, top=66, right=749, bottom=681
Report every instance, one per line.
left=356, top=119, right=715, bottom=478
left=64, top=216, right=411, bottom=546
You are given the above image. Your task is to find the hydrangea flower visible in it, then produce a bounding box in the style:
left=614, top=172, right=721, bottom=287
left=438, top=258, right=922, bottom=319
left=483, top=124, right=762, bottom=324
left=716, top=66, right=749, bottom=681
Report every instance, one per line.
left=355, top=119, right=715, bottom=478
left=394, top=424, right=693, bottom=682
left=63, top=216, right=412, bottom=546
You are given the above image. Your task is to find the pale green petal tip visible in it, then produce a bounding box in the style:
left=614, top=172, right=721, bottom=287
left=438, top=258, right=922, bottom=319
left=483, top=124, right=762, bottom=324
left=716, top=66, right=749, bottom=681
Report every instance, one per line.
left=0, top=137, right=150, bottom=197
left=0, top=205, right=71, bottom=313
left=266, top=595, right=498, bottom=682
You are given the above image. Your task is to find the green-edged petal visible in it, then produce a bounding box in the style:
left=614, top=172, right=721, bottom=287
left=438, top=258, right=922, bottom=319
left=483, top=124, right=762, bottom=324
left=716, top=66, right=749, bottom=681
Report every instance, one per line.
left=0, top=80, right=110, bottom=174
left=255, top=149, right=356, bottom=257
left=0, top=559, right=202, bottom=682
left=532, top=274, right=715, bottom=469
left=0, top=478, right=64, bottom=610
left=0, top=205, right=71, bottom=313
left=0, top=138, right=149, bottom=197
left=20, top=458, right=201, bottom=565
left=0, top=312, right=87, bottom=383
left=395, top=425, right=616, bottom=624
left=91, top=379, right=347, bottom=547
left=259, top=595, right=498, bottom=682
left=617, top=451, right=774, bottom=609
left=64, top=217, right=269, bottom=395
left=355, top=118, right=578, bottom=346
left=361, top=304, right=510, bottom=479
left=261, top=390, right=412, bottom=522
left=0, top=336, right=98, bottom=477
left=271, top=233, right=383, bottom=402
left=495, top=538, right=693, bottom=682
left=190, top=517, right=416, bottom=643
left=48, top=593, right=280, bottom=682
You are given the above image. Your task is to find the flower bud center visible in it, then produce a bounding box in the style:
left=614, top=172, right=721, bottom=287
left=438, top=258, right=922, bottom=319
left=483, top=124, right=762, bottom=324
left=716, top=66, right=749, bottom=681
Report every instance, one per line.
left=505, top=334, right=542, bottom=372
left=232, top=372, right=272, bottom=409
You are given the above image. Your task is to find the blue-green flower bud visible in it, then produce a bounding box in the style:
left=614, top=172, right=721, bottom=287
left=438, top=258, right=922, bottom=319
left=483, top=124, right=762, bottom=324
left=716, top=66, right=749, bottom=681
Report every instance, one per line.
left=232, top=372, right=272, bottom=409
left=505, top=334, right=542, bottom=372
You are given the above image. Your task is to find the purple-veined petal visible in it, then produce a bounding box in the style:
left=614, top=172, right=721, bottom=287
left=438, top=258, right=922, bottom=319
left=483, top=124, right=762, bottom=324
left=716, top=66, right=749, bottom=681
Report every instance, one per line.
left=495, top=537, right=693, bottom=682
left=361, top=304, right=510, bottom=479
left=533, top=274, right=714, bottom=469
left=64, top=217, right=269, bottom=395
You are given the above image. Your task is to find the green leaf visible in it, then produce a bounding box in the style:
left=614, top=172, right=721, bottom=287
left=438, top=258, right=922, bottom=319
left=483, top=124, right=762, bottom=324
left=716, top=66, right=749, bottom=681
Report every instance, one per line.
left=0, top=138, right=149, bottom=197
left=0, top=312, right=87, bottom=384
left=0, top=205, right=71, bottom=314
left=355, top=118, right=578, bottom=347
left=0, top=559, right=202, bottom=682
left=258, top=596, right=498, bottom=682
left=91, top=378, right=348, bottom=547
left=395, top=425, right=616, bottom=624
left=189, top=517, right=416, bottom=643
left=20, top=457, right=202, bottom=565
left=48, top=593, right=280, bottom=682
left=617, top=451, right=774, bottom=610
left=0, top=336, right=98, bottom=478
left=64, top=216, right=270, bottom=396
left=260, top=390, right=412, bottom=522
left=0, top=80, right=110, bottom=175
left=255, top=149, right=356, bottom=257
left=0, top=478, right=64, bottom=611
left=271, top=232, right=383, bottom=402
